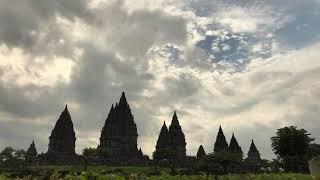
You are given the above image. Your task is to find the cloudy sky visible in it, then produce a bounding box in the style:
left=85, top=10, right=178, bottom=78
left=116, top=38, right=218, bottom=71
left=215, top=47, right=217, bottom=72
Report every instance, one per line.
left=0, top=0, right=320, bottom=160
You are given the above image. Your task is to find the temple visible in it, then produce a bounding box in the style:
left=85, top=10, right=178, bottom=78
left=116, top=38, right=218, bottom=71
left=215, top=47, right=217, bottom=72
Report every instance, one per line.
left=47, top=105, right=76, bottom=156
left=196, top=145, right=206, bottom=160
left=42, top=105, right=78, bottom=164
left=25, top=141, right=37, bottom=164
left=156, top=121, right=169, bottom=150
left=153, top=112, right=186, bottom=164
left=244, top=139, right=262, bottom=172
left=168, top=112, right=187, bottom=162
left=22, top=93, right=263, bottom=172
left=228, top=133, right=243, bottom=160
left=99, top=92, right=144, bottom=162
left=214, top=126, right=229, bottom=153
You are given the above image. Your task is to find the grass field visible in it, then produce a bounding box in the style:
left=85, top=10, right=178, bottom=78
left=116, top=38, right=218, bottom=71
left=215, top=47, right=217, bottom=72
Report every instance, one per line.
left=0, top=173, right=318, bottom=180
left=0, top=166, right=319, bottom=179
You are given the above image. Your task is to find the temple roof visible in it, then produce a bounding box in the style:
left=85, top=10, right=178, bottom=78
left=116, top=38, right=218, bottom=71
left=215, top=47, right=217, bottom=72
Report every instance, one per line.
left=214, top=125, right=229, bottom=153
left=99, top=92, right=139, bottom=157
left=156, top=121, right=169, bottom=149
left=196, top=145, right=206, bottom=159
left=168, top=112, right=186, bottom=147
left=248, top=139, right=259, bottom=153
left=247, top=139, right=261, bottom=159
left=27, top=140, right=37, bottom=156
left=47, top=105, right=76, bottom=155
left=119, top=91, right=128, bottom=105
left=229, top=133, right=243, bottom=154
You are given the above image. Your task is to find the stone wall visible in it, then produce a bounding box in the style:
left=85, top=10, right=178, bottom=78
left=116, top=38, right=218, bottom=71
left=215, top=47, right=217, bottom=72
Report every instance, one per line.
left=309, top=157, right=320, bottom=175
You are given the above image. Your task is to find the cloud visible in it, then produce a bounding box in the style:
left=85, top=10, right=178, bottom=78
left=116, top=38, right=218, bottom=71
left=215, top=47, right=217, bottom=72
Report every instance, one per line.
left=0, top=0, right=319, bottom=160
left=0, top=0, right=188, bottom=155
left=0, top=0, right=90, bottom=50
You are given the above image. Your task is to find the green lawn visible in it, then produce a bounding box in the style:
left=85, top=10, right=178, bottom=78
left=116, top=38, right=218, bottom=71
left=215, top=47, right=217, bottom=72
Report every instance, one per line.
left=0, top=166, right=319, bottom=180
left=1, top=173, right=318, bottom=180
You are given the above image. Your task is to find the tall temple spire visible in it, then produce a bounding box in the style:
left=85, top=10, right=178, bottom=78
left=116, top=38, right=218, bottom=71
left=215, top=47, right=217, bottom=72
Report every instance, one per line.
left=245, top=139, right=262, bottom=172
left=27, top=140, right=37, bottom=156
left=154, top=112, right=186, bottom=162
left=229, top=133, right=243, bottom=159
left=119, top=91, right=128, bottom=105
left=47, top=105, right=76, bottom=155
left=196, top=145, right=206, bottom=159
left=170, top=111, right=180, bottom=128
left=156, top=121, right=169, bottom=149
left=26, top=140, right=37, bottom=163
left=168, top=112, right=186, bottom=161
left=248, top=139, right=260, bottom=157
left=99, top=92, right=139, bottom=159
left=214, top=125, right=228, bottom=153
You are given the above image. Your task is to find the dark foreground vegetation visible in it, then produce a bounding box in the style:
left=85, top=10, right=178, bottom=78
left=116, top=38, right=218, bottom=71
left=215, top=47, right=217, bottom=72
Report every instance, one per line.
left=0, top=166, right=319, bottom=180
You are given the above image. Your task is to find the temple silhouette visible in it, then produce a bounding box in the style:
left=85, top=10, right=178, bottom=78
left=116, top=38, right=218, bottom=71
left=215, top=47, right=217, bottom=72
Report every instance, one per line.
left=153, top=112, right=187, bottom=165
left=47, top=105, right=76, bottom=156
left=27, top=92, right=262, bottom=172
left=98, top=92, right=146, bottom=163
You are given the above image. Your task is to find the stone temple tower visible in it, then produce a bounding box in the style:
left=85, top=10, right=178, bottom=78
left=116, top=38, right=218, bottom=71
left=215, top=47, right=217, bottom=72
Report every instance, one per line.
left=99, top=92, right=141, bottom=160
left=26, top=140, right=37, bottom=163
left=214, top=126, right=229, bottom=153
left=228, top=133, right=243, bottom=160
left=168, top=112, right=187, bottom=161
left=245, top=139, right=262, bottom=172
left=156, top=121, right=169, bottom=151
left=154, top=112, right=186, bottom=163
left=47, top=105, right=76, bottom=156
left=196, top=145, right=206, bottom=160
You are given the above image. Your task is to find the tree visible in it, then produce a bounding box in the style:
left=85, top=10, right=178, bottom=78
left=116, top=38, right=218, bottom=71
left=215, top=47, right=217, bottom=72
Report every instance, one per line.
left=153, top=148, right=170, bottom=161
left=1, top=147, right=14, bottom=160
left=82, top=147, right=98, bottom=157
left=83, top=147, right=112, bottom=159
left=271, top=126, right=315, bottom=173
left=0, top=147, right=26, bottom=170
left=196, top=151, right=241, bottom=175
left=14, top=149, right=26, bottom=160
left=98, top=147, right=112, bottom=158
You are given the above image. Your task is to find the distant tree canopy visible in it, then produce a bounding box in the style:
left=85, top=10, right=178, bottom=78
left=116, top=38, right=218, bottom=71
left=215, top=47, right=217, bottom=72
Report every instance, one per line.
left=196, top=151, right=242, bottom=175
left=271, top=126, right=318, bottom=173
left=82, top=147, right=112, bottom=159
left=0, top=147, right=26, bottom=169
left=271, top=126, right=314, bottom=158
left=83, top=147, right=98, bottom=157
left=153, top=147, right=180, bottom=163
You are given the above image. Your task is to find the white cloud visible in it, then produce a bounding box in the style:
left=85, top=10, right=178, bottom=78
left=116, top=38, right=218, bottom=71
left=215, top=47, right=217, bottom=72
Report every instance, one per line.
left=0, top=0, right=319, bottom=161
left=215, top=4, right=293, bottom=33
left=0, top=44, right=74, bottom=87
left=141, top=42, right=320, bottom=158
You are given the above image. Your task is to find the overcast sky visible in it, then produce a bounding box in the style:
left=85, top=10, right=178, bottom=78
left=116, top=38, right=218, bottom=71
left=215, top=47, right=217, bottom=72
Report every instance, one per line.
left=0, top=0, right=320, bottom=160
